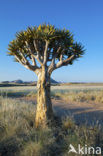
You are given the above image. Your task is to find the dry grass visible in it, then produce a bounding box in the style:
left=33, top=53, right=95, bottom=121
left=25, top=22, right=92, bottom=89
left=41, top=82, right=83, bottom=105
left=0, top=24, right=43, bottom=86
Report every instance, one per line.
left=0, top=85, right=103, bottom=155
left=52, top=90, right=103, bottom=103
left=0, top=97, right=55, bottom=156
left=1, top=84, right=103, bottom=103
left=0, top=96, right=103, bottom=156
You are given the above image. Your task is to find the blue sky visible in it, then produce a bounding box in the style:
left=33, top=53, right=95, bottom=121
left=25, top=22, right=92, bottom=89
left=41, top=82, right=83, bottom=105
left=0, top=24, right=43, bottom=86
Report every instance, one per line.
left=0, top=0, right=103, bottom=82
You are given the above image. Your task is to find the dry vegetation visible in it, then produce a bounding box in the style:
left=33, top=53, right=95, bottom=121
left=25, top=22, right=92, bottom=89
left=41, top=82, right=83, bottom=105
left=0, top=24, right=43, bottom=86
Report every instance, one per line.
left=0, top=85, right=103, bottom=155
left=51, top=90, right=103, bottom=103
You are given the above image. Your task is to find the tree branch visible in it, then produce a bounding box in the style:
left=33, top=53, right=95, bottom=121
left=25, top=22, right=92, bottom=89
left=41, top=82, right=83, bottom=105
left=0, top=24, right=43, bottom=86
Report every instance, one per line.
left=15, top=54, right=39, bottom=73
left=33, top=40, right=39, bottom=53
left=31, top=55, right=37, bottom=66
left=49, top=54, right=75, bottom=73
left=43, top=40, right=49, bottom=65
left=25, top=40, right=43, bottom=66
left=48, top=54, right=56, bottom=73
left=57, top=47, right=62, bottom=53
left=15, top=55, right=25, bottom=65
left=48, top=46, right=62, bottom=73
left=33, top=40, right=43, bottom=66
left=56, top=54, right=75, bottom=69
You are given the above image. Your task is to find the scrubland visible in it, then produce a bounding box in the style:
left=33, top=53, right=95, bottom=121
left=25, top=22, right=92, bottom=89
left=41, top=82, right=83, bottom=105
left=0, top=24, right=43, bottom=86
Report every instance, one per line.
left=0, top=84, right=103, bottom=156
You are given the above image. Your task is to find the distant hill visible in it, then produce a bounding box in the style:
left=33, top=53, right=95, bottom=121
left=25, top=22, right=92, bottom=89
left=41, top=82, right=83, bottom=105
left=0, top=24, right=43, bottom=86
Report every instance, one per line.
left=11, top=80, right=24, bottom=84
left=0, top=78, right=58, bottom=87
left=51, top=78, right=58, bottom=84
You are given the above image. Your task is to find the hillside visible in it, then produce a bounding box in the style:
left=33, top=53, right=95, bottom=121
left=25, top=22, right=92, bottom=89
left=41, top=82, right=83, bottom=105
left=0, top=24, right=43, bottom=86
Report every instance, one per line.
left=0, top=78, right=58, bottom=87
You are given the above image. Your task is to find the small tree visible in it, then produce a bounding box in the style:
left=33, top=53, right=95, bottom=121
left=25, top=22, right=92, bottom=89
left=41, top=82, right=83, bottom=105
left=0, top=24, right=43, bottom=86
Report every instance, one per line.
left=8, top=24, right=84, bottom=127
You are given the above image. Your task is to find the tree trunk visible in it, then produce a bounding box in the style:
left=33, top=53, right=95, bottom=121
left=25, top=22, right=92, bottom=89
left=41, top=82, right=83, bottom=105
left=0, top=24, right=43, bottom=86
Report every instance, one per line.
left=35, top=66, right=53, bottom=127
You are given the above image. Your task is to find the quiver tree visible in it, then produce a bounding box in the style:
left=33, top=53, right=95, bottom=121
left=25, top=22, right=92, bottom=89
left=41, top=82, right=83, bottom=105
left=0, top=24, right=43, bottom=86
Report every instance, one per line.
left=8, top=24, right=85, bottom=127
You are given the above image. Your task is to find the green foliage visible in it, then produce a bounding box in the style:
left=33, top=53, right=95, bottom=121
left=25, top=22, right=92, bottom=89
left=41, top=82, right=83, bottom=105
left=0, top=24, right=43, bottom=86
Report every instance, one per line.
left=8, top=24, right=85, bottom=65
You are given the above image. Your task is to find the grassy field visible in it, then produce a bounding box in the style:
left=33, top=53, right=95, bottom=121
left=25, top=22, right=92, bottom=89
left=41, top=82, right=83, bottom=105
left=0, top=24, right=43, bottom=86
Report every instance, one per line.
left=0, top=84, right=103, bottom=155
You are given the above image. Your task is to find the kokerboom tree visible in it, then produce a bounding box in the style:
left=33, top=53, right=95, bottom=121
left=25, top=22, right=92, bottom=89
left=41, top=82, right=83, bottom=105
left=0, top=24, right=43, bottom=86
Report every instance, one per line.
left=8, top=24, right=85, bottom=127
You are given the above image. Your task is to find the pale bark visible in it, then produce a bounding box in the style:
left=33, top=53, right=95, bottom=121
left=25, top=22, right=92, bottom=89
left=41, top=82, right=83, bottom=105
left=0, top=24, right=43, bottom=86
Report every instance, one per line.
left=35, top=66, right=53, bottom=127
left=15, top=40, right=76, bottom=128
left=48, top=54, right=75, bottom=73
left=43, top=40, right=49, bottom=65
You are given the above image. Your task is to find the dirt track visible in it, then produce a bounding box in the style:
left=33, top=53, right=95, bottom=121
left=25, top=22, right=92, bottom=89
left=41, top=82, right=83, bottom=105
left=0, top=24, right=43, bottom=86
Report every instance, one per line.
left=21, top=96, right=103, bottom=125
left=52, top=98, right=103, bottom=125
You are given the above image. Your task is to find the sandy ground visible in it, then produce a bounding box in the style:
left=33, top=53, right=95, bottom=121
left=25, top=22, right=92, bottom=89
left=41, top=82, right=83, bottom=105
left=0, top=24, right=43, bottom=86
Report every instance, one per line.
left=21, top=96, right=103, bottom=125
left=52, top=99, right=103, bottom=125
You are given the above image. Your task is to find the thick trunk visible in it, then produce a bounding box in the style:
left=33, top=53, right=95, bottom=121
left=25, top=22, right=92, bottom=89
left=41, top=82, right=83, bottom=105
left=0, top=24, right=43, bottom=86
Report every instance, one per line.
left=35, top=66, right=53, bottom=127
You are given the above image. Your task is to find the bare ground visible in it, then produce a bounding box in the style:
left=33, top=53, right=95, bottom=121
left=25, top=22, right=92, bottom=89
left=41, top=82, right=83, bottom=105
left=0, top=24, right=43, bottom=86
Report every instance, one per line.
left=20, top=96, right=103, bottom=125
left=53, top=99, right=103, bottom=125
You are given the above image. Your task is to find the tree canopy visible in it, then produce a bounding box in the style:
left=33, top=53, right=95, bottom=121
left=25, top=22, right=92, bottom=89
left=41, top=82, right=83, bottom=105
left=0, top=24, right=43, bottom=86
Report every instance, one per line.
left=8, top=24, right=85, bottom=75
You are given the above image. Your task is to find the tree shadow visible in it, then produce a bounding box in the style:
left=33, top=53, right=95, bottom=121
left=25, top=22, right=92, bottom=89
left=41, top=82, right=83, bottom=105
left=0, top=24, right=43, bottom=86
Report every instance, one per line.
left=54, top=105, right=103, bottom=126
